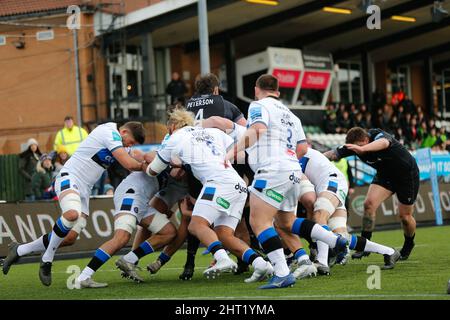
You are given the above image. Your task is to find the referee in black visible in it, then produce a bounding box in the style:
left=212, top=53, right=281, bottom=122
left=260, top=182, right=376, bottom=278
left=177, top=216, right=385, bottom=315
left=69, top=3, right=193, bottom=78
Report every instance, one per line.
left=180, top=73, right=250, bottom=280
left=325, top=127, right=419, bottom=261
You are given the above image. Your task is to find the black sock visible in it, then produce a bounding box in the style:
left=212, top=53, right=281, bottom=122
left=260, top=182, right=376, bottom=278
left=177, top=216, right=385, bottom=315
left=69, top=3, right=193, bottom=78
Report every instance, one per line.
left=404, top=233, right=415, bottom=246
left=186, top=233, right=200, bottom=267
left=43, top=233, right=50, bottom=249
left=361, top=230, right=372, bottom=241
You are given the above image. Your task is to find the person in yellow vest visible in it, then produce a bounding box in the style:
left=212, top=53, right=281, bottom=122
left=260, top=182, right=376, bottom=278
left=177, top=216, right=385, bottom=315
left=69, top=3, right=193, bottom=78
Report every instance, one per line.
left=53, top=116, right=88, bottom=156
left=332, top=157, right=355, bottom=211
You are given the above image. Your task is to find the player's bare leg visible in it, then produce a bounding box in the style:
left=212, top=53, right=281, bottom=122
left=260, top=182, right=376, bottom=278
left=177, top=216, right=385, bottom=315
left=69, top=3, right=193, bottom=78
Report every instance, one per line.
left=352, top=184, right=392, bottom=259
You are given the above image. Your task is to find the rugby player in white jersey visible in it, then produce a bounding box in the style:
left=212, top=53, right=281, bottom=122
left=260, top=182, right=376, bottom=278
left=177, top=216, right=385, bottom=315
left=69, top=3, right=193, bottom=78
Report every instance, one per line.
left=76, top=150, right=188, bottom=288
left=144, top=108, right=273, bottom=281
left=3, top=122, right=145, bottom=286
left=225, top=74, right=347, bottom=289
left=297, top=148, right=401, bottom=275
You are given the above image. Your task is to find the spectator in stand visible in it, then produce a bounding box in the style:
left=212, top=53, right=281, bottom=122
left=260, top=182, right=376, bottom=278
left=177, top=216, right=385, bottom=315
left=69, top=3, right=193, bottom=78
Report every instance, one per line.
left=364, top=112, right=372, bottom=129
left=381, top=104, right=393, bottom=128
left=401, top=112, right=412, bottom=132
left=166, top=71, right=188, bottom=105
left=405, top=117, right=418, bottom=145
left=349, top=104, right=358, bottom=126
left=389, top=116, right=400, bottom=135
left=422, top=127, right=438, bottom=148
left=399, top=94, right=415, bottom=114
left=359, top=104, right=368, bottom=115
left=52, top=145, right=70, bottom=178
left=324, top=112, right=338, bottom=134
left=338, top=111, right=352, bottom=133
left=103, top=183, right=114, bottom=196
left=395, top=128, right=405, bottom=145
left=31, top=153, right=55, bottom=200
left=336, top=103, right=346, bottom=123
left=391, top=87, right=405, bottom=107
left=417, top=111, right=426, bottom=126
left=19, top=138, right=42, bottom=201
left=417, top=121, right=428, bottom=145
left=53, top=116, right=88, bottom=156
left=354, top=112, right=366, bottom=128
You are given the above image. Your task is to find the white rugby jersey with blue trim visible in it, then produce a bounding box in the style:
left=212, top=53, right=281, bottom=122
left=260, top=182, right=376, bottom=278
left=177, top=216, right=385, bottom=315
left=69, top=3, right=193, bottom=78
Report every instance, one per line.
left=62, top=122, right=124, bottom=187
left=157, top=126, right=240, bottom=184
left=299, top=148, right=346, bottom=186
left=246, top=97, right=305, bottom=172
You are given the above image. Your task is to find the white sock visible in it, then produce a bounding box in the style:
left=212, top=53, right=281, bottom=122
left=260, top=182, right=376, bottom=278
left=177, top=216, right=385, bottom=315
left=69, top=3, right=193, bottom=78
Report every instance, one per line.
left=311, top=225, right=338, bottom=248
left=78, top=267, right=95, bottom=282
left=213, top=249, right=229, bottom=262
left=41, top=232, right=65, bottom=263
left=123, top=252, right=139, bottom=264
left=17, top=236, right=46, bottom=256
left=297, top=254, right=309, bottom=263
left=252, top=256, right=268, bottom=270
left=317, top=241, right=329, bottom=266
left=267, top=249, right=290, bottom=277
left=365, top=240, right=395, bottom=255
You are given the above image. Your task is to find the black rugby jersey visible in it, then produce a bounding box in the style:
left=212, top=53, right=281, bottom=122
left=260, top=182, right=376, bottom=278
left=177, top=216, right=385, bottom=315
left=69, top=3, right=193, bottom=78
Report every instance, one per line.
left=335, top=128, right=417, bottom=173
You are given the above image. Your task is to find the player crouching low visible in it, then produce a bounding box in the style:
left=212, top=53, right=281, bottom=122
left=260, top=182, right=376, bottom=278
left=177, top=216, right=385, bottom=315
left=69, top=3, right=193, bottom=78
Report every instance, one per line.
left=297, top=148, right=400, bottom=275
left=144, top=108, right=273, bottom=283
left=76, top=152, right=176, bottom=288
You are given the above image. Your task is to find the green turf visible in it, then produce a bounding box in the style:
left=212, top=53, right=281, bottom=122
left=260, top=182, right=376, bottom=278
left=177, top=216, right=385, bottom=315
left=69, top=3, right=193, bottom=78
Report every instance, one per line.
left=1, top=225, right=450, bottom=300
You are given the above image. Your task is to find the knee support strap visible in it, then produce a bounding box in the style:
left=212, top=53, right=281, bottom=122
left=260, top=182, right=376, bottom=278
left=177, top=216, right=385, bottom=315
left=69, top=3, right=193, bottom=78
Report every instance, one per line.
left=328, top=216, right=347, bottom=232
left=299, top=179, right=315, bottom=198
left=148, top=211, right=170, bottom=234
left=114, top=214, right=137, bottom=234
left=314, top=197, right=336, bottom=216
left=59, top=193, right=82, bottom=215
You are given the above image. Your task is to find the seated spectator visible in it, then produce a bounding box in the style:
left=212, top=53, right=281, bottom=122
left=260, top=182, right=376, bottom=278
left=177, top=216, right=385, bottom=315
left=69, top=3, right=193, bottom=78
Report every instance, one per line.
left=395, top=127, right=405, bottom=145
left=52, top=145, right=70, bottom=178
left=389, top=116, right=400, bottom=135
left=324, top=112, right=338, bottom=134
left=422, top=127, right=438, bottom=148
left=19, top=138, right=42, bottom=201
left=336, top=103, right=346, bottom=123
left=405, top=117, right=418, bottom=145
left=104, top=184, right=114, bottom=196
left=31, top=154, right=55, bottom=200
left=417, top=121, right=428, bottom=145
left=359, top=104, right=368, bottom=115
left=401, top=112, right=412, bottom=132
left=399, top=94, right=415, bottom=114
left=338, top=111, right=352, bottom=133
left=354, top=112, right=366, bottom=128
left=364, top=112, right=372, bottom=129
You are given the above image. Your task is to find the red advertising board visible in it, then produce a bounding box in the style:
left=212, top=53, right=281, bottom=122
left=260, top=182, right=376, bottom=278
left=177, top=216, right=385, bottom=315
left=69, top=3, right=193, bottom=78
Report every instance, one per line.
left=272, top=69, right=301, bottom=88
left=301, top=71, right=331, bottom=90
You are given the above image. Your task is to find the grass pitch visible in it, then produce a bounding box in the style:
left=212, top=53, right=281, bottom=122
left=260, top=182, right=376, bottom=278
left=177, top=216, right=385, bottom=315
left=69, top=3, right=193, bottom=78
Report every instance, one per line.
left=1, top=225, right=450, bottom=300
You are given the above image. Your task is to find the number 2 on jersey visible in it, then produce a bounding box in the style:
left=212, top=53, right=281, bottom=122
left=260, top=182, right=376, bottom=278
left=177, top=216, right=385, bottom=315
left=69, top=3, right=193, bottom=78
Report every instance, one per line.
left=287, top=128, right=293, bottom=149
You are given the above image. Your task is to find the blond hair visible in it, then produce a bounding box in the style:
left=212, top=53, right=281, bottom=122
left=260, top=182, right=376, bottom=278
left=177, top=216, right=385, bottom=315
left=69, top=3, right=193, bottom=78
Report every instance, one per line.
left=167, top=107, right=195, bottom=129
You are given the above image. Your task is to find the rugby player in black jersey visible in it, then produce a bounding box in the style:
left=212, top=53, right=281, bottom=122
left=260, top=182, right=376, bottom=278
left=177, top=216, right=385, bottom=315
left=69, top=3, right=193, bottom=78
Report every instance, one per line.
left=180, top=73, right=251, bottom=280
left=324, top=127, right=419, bottom=261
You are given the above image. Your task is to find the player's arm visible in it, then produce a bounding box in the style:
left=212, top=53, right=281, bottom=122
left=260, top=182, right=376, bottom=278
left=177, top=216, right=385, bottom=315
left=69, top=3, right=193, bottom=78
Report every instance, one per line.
left=130, top=148, right=145, bottom=162
left=112, top=147, right=143, bottom=171
left=226, top=122, right=267, bottom=162
left=235, top=117, right=247, bottom=127
left=296, top=141, right=308, bottom=159
left=324, top=145, right=355, bottom=161
left=201, top=116, right=234, bottom=132
left=226, top=102, right=267, bottom=162
left=345, top=138, right=389, bottom=155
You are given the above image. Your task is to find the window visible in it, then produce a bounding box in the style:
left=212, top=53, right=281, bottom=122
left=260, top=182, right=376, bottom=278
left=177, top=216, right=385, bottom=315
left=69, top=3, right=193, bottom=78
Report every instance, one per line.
left=337, top=61, right=363, bottom=104
left=390, top=66, right=411, bottom=97
left=438, top=69, right=450, bottom=116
